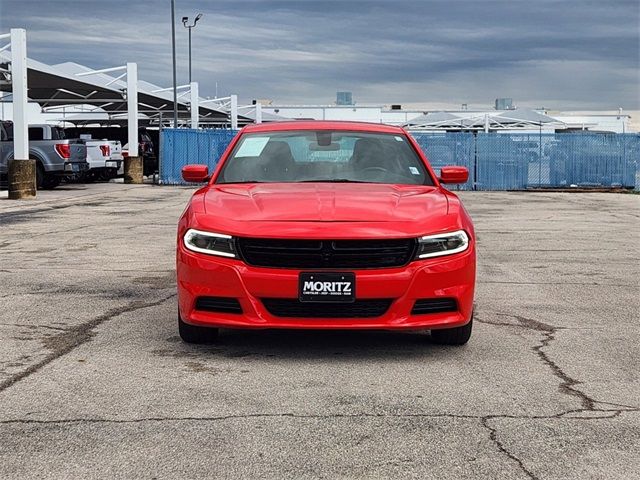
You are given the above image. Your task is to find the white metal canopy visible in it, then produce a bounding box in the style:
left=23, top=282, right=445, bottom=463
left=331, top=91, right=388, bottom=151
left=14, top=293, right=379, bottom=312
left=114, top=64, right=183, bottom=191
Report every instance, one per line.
left=0, top=53, right=239, bottom=125
left=404, top=109, right=565, bottom=131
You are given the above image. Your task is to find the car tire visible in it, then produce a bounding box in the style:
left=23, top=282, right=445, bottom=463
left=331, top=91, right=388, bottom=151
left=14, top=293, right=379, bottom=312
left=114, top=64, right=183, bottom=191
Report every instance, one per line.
left=431, top=316, right=473, bottom=345
left=178, top=313, right=219, bottom=344
left=36, top=163, right=61, bottom=190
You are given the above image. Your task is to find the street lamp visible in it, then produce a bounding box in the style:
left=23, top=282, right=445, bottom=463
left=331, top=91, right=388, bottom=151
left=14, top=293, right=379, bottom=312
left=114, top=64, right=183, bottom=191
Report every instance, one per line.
left=182, top=13, right=202, bottom=84
left=170, top=0, right=178, bottom=128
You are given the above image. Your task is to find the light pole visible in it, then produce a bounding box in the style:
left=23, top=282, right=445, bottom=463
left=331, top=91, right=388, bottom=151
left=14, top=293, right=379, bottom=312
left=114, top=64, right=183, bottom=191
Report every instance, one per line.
left=182, top=13, right=202, bottom=84
left=171, top=0, right=178, bottom=128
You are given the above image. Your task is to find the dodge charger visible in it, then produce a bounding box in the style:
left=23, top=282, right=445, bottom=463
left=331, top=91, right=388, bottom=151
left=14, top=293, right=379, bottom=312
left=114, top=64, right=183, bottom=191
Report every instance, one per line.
left=177, top=121, right=476, bottom=345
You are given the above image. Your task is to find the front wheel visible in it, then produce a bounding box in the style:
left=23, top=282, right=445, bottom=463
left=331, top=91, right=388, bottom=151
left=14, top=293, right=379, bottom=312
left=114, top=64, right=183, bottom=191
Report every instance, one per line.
left=178, top=313, right=219, bottom=344
left=430, top=316, right=473, bottom=345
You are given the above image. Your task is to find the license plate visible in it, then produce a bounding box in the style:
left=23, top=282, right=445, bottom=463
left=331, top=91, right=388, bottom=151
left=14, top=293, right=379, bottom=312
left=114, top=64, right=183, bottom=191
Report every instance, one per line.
left=299, top=272, right=355, bottom=303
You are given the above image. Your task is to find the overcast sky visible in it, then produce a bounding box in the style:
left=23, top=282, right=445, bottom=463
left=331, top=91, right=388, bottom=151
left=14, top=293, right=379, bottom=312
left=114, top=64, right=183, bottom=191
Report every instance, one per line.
left=1, top=0, right=638, bottom=109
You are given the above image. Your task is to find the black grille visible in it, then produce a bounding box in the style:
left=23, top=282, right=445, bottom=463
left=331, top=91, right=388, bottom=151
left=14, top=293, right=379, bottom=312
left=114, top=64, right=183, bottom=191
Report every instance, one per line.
left=195, top=296, right=242, bottom=314
left=262, top=298, right=393, bottom=318
left=411, top=298, right=457, bottom=315
left=237, top=238, right=416, bottom=269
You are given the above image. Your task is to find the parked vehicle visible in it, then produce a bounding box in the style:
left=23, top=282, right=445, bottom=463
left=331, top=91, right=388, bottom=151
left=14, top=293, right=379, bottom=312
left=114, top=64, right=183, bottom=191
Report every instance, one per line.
left=0, top=122, right=88, bottom=189
left=122, top=130, right=157, bottom=176
left=81, top=135, right=123, bottom=181
left=65, top=126, right=158, bottom=176
left=176, top=121, right=476, bottom=345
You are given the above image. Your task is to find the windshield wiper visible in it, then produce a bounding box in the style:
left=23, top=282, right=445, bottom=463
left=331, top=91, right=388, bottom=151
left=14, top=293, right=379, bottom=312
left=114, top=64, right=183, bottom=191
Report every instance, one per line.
left=218, top=180, right=267, bottom=184
left=299, top=179, right=370, bottom=183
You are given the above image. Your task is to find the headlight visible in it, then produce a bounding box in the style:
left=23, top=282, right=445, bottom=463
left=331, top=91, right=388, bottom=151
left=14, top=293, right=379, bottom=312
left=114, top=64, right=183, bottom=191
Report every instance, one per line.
left=183, top=229, right=236, bottom=258
left=416, top=230, right=469, bottom=259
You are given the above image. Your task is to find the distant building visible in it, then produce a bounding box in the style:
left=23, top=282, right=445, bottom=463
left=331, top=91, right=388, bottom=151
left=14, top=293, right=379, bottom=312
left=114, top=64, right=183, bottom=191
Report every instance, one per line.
left=260, top=103, right=635, bottom=133
left=336, top=91, right=353, bottom=106
left=495, top=98, right=514, bottom=110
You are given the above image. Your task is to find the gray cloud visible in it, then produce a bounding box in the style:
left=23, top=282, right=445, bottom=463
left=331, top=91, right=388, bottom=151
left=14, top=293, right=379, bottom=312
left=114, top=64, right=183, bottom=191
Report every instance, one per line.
left=1, top=0, right=638, bottom=109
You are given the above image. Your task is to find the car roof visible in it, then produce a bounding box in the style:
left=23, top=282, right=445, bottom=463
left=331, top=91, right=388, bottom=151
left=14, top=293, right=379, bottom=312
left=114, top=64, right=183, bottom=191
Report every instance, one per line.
left=240, top=120, right=406, bottom=134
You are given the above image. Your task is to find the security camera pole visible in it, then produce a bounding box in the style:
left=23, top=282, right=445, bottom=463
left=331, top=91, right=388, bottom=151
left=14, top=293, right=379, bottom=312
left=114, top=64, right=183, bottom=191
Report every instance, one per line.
left=4, top=29, right=35, bottom=199
left=182, top=13, right=202, bottom=84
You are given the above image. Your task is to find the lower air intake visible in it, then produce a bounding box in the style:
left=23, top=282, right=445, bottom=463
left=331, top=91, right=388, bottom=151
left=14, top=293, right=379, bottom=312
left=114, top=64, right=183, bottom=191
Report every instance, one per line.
left=411, top=298, right=457, bottom=315
left=262, top=298, right=392, bottom=318
left=195, top=296, right=243, bottom=314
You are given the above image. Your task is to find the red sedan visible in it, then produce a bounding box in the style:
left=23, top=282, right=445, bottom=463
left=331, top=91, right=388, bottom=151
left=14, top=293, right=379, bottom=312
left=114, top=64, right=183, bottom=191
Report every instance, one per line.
left=177, top=121, right=476, bottom=345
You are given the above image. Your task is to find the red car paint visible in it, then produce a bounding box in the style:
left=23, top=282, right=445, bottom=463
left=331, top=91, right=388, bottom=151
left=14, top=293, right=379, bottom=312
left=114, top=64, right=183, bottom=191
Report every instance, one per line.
left=177, top=121, right=475, bottom=332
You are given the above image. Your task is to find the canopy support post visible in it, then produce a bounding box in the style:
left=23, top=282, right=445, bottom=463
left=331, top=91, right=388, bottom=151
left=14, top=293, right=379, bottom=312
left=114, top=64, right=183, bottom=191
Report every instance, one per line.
left=7, top=28, right=36, bottom=200
left=124, top=62, right=143, bottom=183
left=190, top=81, right=199, bottom=129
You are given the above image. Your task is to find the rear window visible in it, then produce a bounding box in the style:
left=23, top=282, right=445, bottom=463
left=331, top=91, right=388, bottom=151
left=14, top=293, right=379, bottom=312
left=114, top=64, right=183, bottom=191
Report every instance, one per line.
left=28, top=127, right=44, bottom=141
left=52, top=127, right=66, bottom=140
left=2, top=123, right=14, bottom=141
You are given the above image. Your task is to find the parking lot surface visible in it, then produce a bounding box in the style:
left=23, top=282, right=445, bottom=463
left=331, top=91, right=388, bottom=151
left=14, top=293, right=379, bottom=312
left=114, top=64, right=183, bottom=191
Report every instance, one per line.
left=0, top=184, right=638, bottom=479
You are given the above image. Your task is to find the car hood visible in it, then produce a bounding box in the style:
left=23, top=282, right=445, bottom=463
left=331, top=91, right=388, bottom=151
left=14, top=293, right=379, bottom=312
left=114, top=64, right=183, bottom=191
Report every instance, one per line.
left=196, top=183, right=453, bottom=237
left=203, top=183, right=448, bottom=221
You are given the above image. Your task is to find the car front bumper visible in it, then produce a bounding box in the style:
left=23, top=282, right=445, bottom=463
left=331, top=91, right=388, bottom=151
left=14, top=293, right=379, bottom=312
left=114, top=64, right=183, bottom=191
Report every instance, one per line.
left=177, top=244, right=475, bottom=330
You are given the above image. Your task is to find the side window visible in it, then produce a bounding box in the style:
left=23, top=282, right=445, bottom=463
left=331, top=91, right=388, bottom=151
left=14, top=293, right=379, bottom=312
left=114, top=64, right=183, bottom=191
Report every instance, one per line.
left=4, top=123, right=13, bottom=141
left=29, top=127, right=44, bottom=141
left=52, top=128, right=65, bottom=140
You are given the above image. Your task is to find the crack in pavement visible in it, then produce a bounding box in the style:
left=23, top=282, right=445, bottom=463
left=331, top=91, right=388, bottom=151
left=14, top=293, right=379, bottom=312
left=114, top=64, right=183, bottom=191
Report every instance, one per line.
left=480, top=416, right=540, bottom=480
left=475, top=311, right=639, bottom=479
left=475, top=312, right=637, bottom=412
left=1, top=405, right=637, bottom=480
left=0, top=293, right=176, bottom=393
left=1, top=408, right=638, bottom=427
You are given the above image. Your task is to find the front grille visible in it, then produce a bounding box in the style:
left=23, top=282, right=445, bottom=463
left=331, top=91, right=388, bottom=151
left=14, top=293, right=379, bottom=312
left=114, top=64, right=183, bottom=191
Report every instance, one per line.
left=262, top=298, right=393, bottom=318
left=411, top=298, right=457, bottom=315
left=195, top=296, right=243, bottom=314
left=237, top=238, right=416, bottom=269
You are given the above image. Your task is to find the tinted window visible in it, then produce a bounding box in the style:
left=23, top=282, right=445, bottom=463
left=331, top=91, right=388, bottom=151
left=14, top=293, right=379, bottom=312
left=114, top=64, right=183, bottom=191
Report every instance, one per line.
left=28, top=127, right=44, bottom=141
left=218, top=130, right=433, bottom=185
left=52, top=127, right=66, bottom=140
left=2, top=123, right=13, bottom=141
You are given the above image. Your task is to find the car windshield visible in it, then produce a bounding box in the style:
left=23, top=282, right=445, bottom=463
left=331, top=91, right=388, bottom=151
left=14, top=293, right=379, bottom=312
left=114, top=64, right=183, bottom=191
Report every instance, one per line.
left=217, top=130, right=433, bottom=185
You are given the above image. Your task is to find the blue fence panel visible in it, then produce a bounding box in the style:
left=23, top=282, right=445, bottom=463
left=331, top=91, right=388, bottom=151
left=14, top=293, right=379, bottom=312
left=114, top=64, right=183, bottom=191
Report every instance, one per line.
left=475, top=133, right=530, bottom=190
left=476, top=133, right=639, bottom=190
left=546, top=133, right=637, bottom=188
left=409, top=132, right=475, bottom=190
left=159, top=128, right=237, bottom=184
left=159, top=128, right=639, bottom=189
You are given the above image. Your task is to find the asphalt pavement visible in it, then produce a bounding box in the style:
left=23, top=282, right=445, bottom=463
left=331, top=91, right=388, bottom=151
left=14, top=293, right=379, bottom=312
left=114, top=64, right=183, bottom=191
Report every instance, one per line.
left=0, top=183, right=638, bottom=479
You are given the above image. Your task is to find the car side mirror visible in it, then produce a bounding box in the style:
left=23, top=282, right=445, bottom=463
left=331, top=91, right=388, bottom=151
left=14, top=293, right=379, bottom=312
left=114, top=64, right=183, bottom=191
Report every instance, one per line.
left=439, top=166, right=469, bottom=184
left=182, top=164, right=209, bottom=183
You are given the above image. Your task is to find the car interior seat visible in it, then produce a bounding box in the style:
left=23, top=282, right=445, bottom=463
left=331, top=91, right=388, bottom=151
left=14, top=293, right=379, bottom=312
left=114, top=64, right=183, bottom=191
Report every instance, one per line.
left=350, top=138, right=389, bottom=172
left=257, top=141, right=296, bottom=181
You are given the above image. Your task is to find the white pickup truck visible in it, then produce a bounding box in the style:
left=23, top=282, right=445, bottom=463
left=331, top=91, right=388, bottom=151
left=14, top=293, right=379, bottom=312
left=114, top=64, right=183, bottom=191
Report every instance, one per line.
left=80, top=135, right=124, bottom=181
